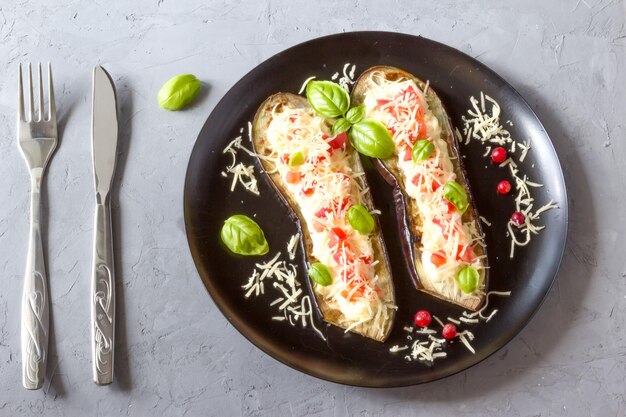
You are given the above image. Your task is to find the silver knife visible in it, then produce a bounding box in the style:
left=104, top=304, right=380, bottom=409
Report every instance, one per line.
left=90, top=66, right=119, bottom=385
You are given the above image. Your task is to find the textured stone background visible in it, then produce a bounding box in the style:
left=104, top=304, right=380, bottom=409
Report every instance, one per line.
left=0, top=0, right=625, bottom=416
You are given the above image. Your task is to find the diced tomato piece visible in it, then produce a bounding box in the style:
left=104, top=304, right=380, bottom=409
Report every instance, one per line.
left=331, top=227, right=348, bottom=241
left=446, top=201, right=456, bottom=213
left=302, top=187, right=314, bottom=197
left=401, top=85, right=418, bottom=99
left=430, top=250, right=447, bottom=267
left=337, top=197, right=352, bottom=213
left=289, top=116, right=297, bottom=122
left=431, top=180, right=441, bottom=191
left=315, top=206, right=331, bottom=218
left=341, top=286, right=365, bottom=302
left=285, top=171, right=301, bottom=184
left=412, top=174, right=422, bottom=186
left=402, top=145, right=412, bottom=161
left=456, top=245, right=476, bottom=263
left=376, top=98, right=391, bottom=109
left=328, top=132, right=348, bottom=150
left=360, top=255, right=372, bottom=264
left=279, top=154, right=290, bottom=165
left=417, top=120, right=428, bottom=139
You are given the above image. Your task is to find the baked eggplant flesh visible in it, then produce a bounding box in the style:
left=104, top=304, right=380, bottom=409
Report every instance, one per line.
left=251, top=93, right=396, bottom=341
left=352, top=66, right=488, bottom=311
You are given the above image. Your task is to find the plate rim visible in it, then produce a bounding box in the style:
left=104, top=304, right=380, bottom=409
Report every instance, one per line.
left=183, top=30, right=569, bottom=387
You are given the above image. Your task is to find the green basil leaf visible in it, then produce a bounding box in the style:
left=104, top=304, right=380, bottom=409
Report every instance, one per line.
left=309, top=262, right=333, bottom=286
left=456, top=266, right=479, bottom=293
left=331, top=117, right=352, bottom=135
left=289, top=151, right=305, bottom=167
left=412, top=139, right=435, bottom=162
left=347, top=204, right=375, bottom=235
left=220, top=214, right=269, bottom=256
left=158, top=74, right=201, bottom=111
left=305, top=80, right=350, bottom=118
left=442, top=180, right=469, bottom=213
left=348, top=120, right=395, bottom=158
left=345, top=105, right=366, bottom=124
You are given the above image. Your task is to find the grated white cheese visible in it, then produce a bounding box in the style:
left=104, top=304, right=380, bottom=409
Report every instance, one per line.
left=298, top=76, right=316, bottom=94
left=222, top=135, right=261, bottom=196
left=462, top=93, right=558, bottom=258
left=242, top=244, right=326, bottom=340
left=479, top=216, right=492, bottom=227
left=458, top=331, right=476, bottom=354
left=287, top=233, right=300, bottom=260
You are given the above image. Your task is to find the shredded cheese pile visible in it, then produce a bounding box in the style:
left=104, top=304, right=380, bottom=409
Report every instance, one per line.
left=461, top=92, right=558, bottom=258
left=331, top=63, right=357, bottom=91
left=242, top=237, right=326, bottom=340
left=221, top=126, right=261, bottom=196
left=362, top=71, right=486, bottom=304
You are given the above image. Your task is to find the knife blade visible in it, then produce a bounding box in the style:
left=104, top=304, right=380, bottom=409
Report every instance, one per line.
left=90, top=65, right=118, bottom=385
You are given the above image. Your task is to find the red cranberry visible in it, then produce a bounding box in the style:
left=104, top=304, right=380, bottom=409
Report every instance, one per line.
left=413, top=310, right=432, bottom=327
left=491, top=147, right=507, bottom=164
left=511, top=211, right=525, bottom=227
left=442, top=323, right=457, bottom=339
left=497, top=180, right=511, bottom=195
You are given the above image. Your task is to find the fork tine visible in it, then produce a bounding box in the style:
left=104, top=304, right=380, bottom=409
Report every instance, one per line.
left=27, top=63, right=34, bottom=122
left=37, top=63, right=44, bottom=122
left=17, top=64, right=24, bottom=122
left=48, top=63, right=55, bottom=122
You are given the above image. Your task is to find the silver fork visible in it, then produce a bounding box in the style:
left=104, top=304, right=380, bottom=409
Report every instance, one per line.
left=16, top=63, right=57, bottom=390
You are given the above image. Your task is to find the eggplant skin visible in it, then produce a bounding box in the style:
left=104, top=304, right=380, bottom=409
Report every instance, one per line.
left=251, top=92, right=396, bottom=341
left=352, top=66, right=488, bottom=312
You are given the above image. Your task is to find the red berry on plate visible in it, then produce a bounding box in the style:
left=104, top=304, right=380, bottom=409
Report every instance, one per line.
left=511, top=211, right=525, bottom=227
left=497, top=180, right=511, bottom=195
left=442, top=323, right=457, bottom=339
left=491, top=147, right=507, bottom=164
left=414, top=310, right=432, bottom=327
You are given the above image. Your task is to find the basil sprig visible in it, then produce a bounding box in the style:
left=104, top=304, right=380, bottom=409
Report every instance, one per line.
left=345, top=105, right=365, bottom=124
left=456, top=265, right=479, bottom=293
left=412, top=139, right=435, bottom=162
left=331, top=118, right=351, bottom=135
left=347, top=204, right=375, bottom=234
left=349, top=120, right=394, bottom=158
left=220, top=215, right=269, bottom=256
left=442, top=180, right=469, bottom=213
left=158, top=74, right=201, bottom=111
left=304, top=80, right=394, bottom=159
left=309, top=262, right=333, bottom=286
left=306, top=81, right=350, bottom=118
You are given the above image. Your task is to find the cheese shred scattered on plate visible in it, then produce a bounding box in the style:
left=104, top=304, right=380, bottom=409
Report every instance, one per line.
left=461, top=92, right=558, bottom=258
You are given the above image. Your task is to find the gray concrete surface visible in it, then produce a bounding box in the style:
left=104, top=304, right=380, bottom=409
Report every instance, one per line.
left=0, top=0, right=625, bottom=416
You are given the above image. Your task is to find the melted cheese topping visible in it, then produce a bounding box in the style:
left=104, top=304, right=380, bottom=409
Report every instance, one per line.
left=264, top=104, right=391, bottom=338
left=361, top=72, right=485, bottom=302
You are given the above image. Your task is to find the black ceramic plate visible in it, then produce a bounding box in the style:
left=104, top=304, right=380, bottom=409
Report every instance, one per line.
left=184, top=32, right=568, bottom=387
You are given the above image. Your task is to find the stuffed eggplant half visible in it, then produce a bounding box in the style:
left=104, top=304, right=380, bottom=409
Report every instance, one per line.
left=251, top=93, right=396, bottom=341
left=352, top=66, right=488, bottom=311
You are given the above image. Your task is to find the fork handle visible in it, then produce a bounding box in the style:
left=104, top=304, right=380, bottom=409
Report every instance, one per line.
left=91, top=194, right=115, bottom=385
left=21, top=172, right=49, bottom=390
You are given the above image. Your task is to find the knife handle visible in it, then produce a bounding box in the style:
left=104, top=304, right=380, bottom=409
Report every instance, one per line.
left=91, top=195, right=115, bottom=385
